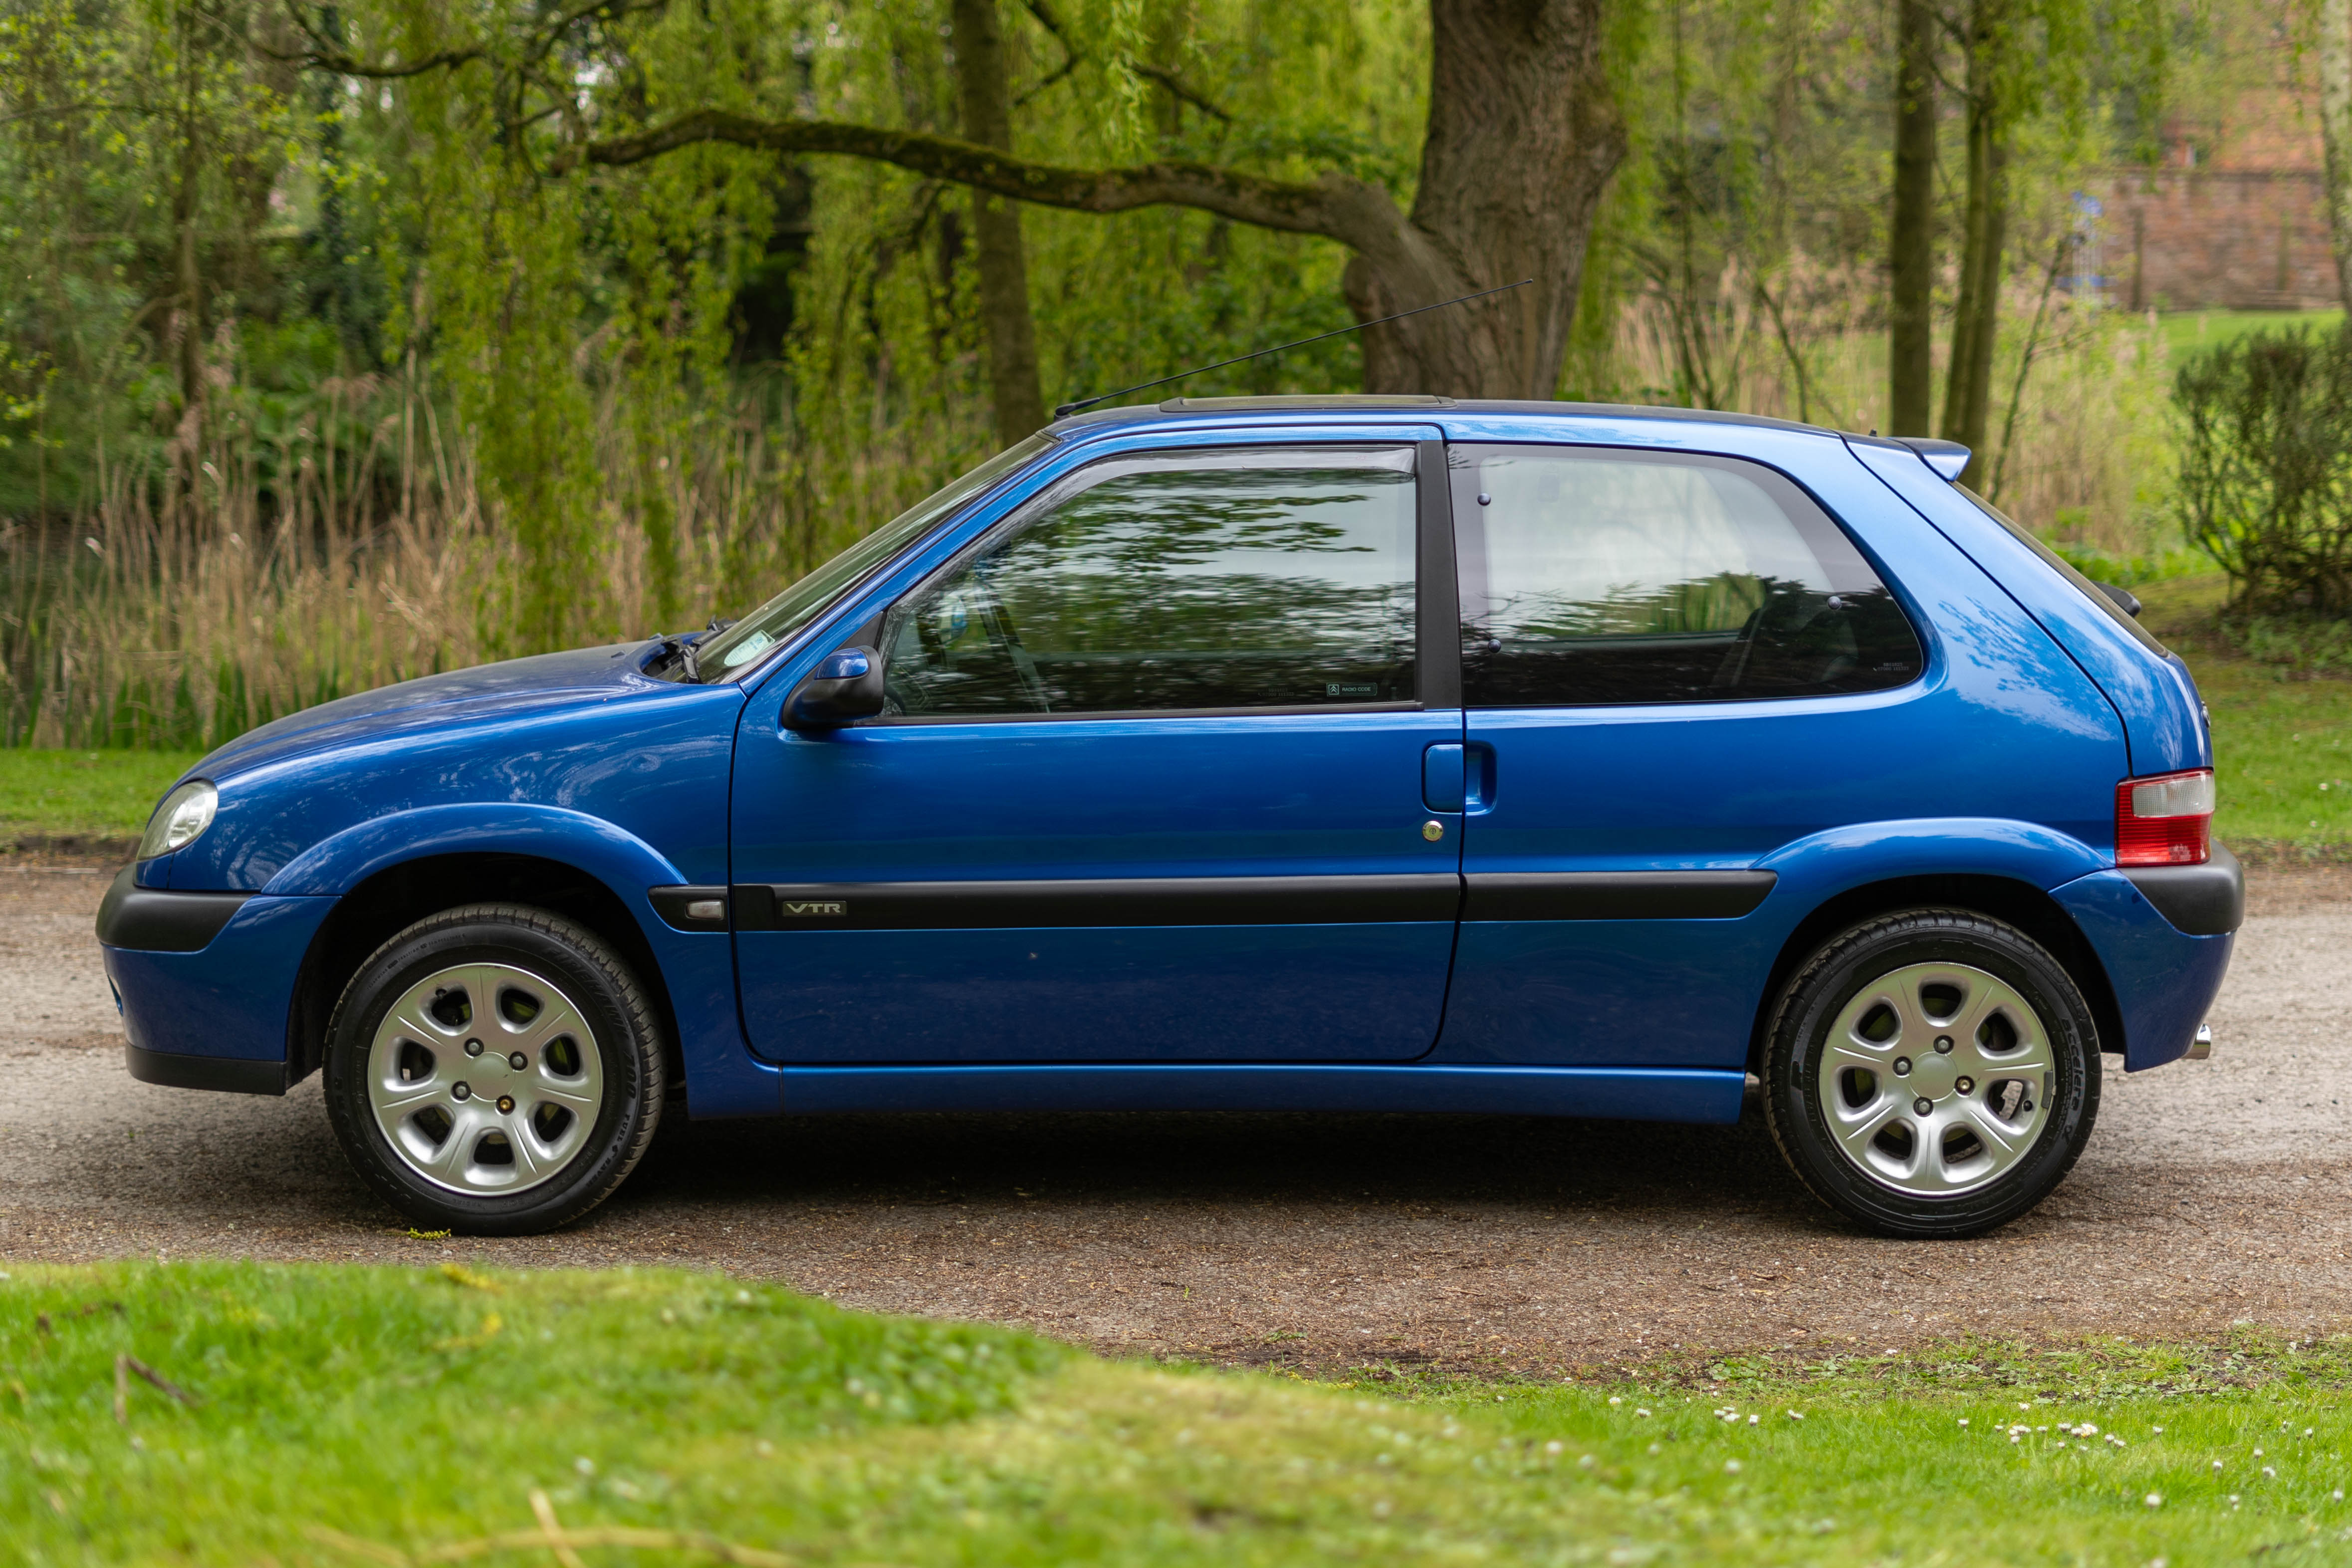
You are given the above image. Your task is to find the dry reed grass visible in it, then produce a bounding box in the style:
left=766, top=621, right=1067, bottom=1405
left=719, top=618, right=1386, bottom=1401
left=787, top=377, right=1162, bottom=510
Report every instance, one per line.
left=0, top=366, right=977, bottom=748
left=2, top=295, right=2183, bottom=750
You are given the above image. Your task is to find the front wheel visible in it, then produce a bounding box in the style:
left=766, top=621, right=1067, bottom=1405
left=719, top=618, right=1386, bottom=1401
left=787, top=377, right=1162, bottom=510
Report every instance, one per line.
left=1762, top=908, right=2099, bottom=1239
left=323, top=904, right=665, bottom=1235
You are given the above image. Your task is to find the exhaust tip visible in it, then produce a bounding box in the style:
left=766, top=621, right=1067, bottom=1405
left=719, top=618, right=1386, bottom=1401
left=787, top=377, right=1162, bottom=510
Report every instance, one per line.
left=2186, top=1024, right=2214, bottom=1061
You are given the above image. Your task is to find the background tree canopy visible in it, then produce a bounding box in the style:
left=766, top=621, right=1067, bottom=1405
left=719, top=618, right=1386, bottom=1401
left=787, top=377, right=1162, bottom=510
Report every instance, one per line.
left=0, top=0, right=2299, bottom=745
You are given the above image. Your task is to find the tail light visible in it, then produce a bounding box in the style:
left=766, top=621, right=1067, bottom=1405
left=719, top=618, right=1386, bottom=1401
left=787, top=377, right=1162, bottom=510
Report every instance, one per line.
left=2114, top=769, right=2213, bottom=866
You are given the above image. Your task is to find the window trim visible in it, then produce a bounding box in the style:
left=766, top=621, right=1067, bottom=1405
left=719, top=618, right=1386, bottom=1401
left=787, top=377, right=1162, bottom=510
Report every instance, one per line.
left=859, top=442, right=1438, bottom=727
left=1445, top=442, right=1928, bottom=711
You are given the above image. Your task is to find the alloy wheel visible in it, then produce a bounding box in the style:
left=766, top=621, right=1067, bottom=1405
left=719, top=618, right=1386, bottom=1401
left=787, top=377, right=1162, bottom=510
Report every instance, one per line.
left=365, top=961, right=605, bottom=1195
left=1815, top=960, right=2055, bottom=1197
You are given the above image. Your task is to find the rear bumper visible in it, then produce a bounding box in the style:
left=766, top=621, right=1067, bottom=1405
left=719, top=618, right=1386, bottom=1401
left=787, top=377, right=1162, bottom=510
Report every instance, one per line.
left=2051, top=864, right=2236, bottom=1071
left=98, top=869, right=335, bottom=1092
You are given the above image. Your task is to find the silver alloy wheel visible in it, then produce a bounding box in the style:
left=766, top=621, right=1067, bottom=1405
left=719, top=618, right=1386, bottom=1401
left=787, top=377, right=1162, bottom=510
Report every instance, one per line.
left=365, top=962, right=604, bottom=1196
left=1817, top=961, right=2055, bottom=1197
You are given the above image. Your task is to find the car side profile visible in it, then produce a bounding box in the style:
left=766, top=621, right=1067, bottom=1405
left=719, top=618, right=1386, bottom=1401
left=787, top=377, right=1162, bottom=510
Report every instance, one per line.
left=98, top=396, right=2242, bottom=1238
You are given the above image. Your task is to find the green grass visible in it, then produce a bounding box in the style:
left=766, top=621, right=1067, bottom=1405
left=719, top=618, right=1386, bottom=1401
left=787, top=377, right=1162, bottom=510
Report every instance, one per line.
left=2139, top=576, right=2352, bottom=852
left=12, top=1261, right=2352, bottom=1565
left=2160, top=307, right=2345, bottom=363
left=0, top=748, right=198, bottom=841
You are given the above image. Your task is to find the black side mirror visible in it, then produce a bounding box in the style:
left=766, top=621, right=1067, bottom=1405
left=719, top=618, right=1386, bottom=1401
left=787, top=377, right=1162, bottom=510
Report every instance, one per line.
left=785, top=646, right=885, bottom=729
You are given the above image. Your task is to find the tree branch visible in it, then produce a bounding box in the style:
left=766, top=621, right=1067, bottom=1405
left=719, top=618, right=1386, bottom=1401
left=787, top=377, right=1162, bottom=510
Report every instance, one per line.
left=1128, top=61, right=1233, bottom=123
left=564, top=109, right=1401, bottom=249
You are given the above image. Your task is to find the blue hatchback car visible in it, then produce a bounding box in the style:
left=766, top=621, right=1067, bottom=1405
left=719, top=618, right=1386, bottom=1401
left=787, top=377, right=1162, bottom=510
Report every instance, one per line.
left=99, top=397, right=2241, bottom=1238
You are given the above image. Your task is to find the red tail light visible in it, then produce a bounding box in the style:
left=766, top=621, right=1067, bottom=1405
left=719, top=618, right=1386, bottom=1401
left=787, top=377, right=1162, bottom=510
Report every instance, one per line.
left=2115, top=769, right=2214, bottom=866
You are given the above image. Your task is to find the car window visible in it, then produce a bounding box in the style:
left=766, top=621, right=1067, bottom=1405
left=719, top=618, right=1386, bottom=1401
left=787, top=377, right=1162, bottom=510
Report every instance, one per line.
left=1955, top=484, right=2171, bottom=657
left=1453, top=447, right=1923, bottom=707
left=881, top=446, right=1419, bottom=718
left=696, top=432, right=1056, bottom=679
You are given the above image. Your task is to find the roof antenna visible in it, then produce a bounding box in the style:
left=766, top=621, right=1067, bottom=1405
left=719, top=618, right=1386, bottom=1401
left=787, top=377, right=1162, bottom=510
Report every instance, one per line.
left=1051, top=278, right=1534, bottom=419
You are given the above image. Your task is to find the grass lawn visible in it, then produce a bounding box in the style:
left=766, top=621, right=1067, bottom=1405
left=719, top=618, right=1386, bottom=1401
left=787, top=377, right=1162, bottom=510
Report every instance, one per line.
left=7, top=1261, right=2352, bottom=1565
left=0, top=747, right=200, bottom=842
left=2160, top=307, right=2345, bottom=363
left=2138, top=576, right=2352, bottom=852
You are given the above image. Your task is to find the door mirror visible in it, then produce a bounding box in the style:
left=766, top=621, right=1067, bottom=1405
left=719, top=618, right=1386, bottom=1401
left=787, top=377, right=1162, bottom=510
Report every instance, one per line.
left=784, top=646, right=886, bottom=728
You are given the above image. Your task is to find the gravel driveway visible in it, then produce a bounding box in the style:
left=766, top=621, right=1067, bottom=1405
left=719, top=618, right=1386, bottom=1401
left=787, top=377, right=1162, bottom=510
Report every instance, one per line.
left=6, top=856, right=2347, bottom=1374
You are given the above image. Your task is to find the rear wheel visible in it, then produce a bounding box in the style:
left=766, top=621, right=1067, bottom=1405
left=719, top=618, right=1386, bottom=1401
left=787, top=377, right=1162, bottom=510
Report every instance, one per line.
left=323, top=904, right=664, bottom=1235
left=1762, top=908, right=2099, bottom=1239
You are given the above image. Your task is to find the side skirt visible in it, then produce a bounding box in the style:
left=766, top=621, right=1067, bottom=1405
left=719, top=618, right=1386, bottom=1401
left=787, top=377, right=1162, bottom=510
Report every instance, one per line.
left=771, top=1064, right=1746, bottom=1122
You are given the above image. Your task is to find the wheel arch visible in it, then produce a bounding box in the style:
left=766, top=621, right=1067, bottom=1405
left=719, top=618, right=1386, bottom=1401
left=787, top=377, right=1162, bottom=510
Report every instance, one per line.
left=287, top=851, right=684, bottom=1091
left=1743, top=873, right=2124, bottom=1076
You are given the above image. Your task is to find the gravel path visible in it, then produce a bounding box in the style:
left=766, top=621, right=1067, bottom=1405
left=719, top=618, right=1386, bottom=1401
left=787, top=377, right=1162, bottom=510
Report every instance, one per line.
left=5, top=857, right=2348, bottom=1373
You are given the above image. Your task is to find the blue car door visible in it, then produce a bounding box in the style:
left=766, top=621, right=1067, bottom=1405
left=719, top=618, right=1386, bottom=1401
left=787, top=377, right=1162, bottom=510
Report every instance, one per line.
left=730, top=435, right=1466, bottom=1063
left=1436, top=443, right=1935, bottom=1069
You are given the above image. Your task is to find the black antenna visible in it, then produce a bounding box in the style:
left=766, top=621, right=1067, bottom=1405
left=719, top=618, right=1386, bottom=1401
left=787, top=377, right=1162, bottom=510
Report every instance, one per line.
left=1051, top=278, right=1534, bottom=419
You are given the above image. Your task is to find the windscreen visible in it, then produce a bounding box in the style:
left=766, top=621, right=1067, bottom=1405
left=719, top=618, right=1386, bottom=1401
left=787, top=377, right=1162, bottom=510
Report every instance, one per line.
left=694, top=432, right=1057, bottom=679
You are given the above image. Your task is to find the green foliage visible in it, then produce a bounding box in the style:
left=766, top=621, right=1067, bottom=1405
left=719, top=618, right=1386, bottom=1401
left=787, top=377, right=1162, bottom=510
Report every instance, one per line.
left=2137, top=574, right=2352, bottom=850
left=2174, top=326, right=2352, bottom=613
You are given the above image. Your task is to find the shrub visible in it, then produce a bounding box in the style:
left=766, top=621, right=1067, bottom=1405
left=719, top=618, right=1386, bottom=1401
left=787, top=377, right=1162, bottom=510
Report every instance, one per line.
left=2173, top=325, right=2352, bottom=614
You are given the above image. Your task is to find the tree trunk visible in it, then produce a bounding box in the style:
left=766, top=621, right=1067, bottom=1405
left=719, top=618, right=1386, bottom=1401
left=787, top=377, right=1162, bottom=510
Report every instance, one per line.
left=1343, top=0, right=1627, bottom=398
left=1887, top=0, right=1936, bottom=436
left=949, top=0, right=1047, bottom=442
left=171, top=0, right=207, bottom=427
left=576, top=0, right=1627, bottom=402
left=1940, top=6, right=2007, bottom=483
left=2323, top=0, right=2352, bottom=312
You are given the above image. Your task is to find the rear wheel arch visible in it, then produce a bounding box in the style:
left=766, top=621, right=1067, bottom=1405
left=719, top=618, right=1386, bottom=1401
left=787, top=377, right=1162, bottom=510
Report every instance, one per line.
left=287, top=852, right=682, bottom=1091
left=1745, top=874, right=2123, bottom=1075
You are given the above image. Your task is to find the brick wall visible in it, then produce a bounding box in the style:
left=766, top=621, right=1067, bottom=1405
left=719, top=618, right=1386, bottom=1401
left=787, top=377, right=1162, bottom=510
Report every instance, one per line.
left=2089, top=169, right=2337, bottom=311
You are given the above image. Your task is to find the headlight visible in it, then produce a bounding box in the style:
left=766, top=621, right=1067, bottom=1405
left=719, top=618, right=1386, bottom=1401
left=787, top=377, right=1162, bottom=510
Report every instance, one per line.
left=139, top=780, right=218, bottom=860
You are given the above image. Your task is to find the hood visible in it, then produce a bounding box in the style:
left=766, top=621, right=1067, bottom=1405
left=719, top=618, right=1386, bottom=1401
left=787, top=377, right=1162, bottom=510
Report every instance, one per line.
left=193, top=642, right=676, bottom=782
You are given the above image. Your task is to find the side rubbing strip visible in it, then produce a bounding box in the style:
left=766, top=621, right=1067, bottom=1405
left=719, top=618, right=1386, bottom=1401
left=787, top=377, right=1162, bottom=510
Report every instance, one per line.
left=1464, top=871, right=1777, bottom=921
left=732, top=875, right=1462, bottom=930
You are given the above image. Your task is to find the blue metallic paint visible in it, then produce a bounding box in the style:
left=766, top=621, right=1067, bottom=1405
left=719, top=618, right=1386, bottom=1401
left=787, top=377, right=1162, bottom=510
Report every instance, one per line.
left=2050, top=869, right=2235, bottom=1071
left=1846, top=436, right=2210, bottom=777
left=1435, top=427, right=2128, bottom=1069
left=101, top=400, right=2229, bottom=1134
left=769, top=1062, right=1748, bottom=1121
left=101, top=894, right=336, bottom=1064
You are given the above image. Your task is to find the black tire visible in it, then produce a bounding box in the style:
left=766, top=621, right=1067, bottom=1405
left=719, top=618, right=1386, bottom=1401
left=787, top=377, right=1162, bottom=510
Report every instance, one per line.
left=1761, top=908, right=2100, bottom=1239
left=323, top=904, right=665, bottom=1235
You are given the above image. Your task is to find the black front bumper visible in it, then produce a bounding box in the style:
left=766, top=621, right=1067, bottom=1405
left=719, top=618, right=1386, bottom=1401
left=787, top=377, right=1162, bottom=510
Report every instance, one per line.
left=96, top=864, right=251, bottom=951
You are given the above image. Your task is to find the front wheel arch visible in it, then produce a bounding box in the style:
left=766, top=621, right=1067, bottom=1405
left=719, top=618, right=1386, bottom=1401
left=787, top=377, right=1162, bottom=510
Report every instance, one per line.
left=1745, top=873, right=2121, bottom=1077
left=287, top=853, right=682, bottom=1093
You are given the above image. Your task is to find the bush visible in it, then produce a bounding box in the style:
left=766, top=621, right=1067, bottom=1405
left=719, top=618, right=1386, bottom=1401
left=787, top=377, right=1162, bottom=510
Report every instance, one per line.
left=2173, top=325, right=2352, bottom=613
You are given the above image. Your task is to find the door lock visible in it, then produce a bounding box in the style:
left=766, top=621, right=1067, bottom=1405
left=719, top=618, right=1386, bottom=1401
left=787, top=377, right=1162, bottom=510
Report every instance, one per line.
left=1421, top=820, right=1446, bottom=842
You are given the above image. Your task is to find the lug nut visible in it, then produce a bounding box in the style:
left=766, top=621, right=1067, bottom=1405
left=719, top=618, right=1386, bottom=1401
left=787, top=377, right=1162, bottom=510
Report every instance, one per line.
left=1892, top=1057, right=1911, bottom=1077
left=452, top=1082, right=472, bottom=1101
left=1955, top=1075, right=1975, bottom=1095
left=509, top=1052, right=527, bottom=1071
left=464, top=1038, right=484, bottom=1057
left=1934, top=1036, right=1954, bottom=1054
left=496, top=1095, right=516, bottom=1115
left=1913, top=1097, right=1934, bottom=1116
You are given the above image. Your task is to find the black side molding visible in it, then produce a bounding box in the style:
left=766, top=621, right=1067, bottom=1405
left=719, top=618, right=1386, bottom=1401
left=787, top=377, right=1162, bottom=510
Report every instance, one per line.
left=125, top=1041, right=288, bottom=1096
left=96, top=865, right=251, bottom=952
left=2122, top=841, right=2244, bottom=937
left=1464, top=871, right=1778, bottom=921
left=733, top=874, right=1462, bottom=930
left=649, top=885, right=730, bottom=932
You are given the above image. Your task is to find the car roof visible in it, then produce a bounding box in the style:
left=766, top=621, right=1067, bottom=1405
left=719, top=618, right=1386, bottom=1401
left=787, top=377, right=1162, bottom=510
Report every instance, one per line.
left=1049, top=394, right=1845, bottom=441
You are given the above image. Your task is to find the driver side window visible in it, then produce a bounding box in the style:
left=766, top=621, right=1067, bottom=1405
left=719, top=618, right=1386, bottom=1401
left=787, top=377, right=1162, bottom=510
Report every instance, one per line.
left=881, top=446, right=1419, bottom=718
